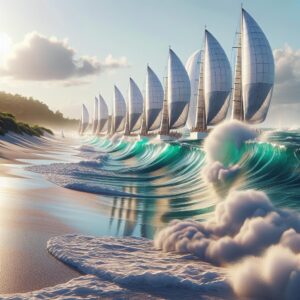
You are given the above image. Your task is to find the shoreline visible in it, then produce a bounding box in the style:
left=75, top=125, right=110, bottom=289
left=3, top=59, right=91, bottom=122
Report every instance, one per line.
left=0, top=133, right=81, bottom=294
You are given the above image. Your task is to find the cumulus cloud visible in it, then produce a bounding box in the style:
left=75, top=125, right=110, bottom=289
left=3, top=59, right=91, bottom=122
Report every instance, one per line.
left=272, top=45, right=300, bottom=105
left=0, top=32, right=129, bottom=82
left=155, top=120, right=300, bottom=299
left=154, top=189, right=300, bottom=264
left=154, top=188, right=300, bottom=299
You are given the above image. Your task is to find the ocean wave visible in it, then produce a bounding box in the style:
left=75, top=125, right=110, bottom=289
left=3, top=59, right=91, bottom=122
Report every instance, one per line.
left=28, top=122, right=300, bottom=231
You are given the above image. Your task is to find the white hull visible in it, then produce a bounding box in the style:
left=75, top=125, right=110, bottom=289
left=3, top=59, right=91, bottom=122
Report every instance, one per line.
left=189, top=132, right=208, bottom=140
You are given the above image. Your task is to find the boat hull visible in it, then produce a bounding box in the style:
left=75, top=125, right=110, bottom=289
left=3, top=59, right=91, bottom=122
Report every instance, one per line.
left=189, top=132, right=208, bottom=140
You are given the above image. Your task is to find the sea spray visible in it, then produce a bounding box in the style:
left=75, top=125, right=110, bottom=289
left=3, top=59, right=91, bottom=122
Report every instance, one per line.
left=154, top=120, right=300, bottom=299
left=202, top=120, right=257, bottom=184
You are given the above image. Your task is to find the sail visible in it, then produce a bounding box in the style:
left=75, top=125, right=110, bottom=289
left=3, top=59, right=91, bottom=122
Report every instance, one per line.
left=241, top=9, right=275, bottom=123
left=145, top=66, right=164, bottom=131
left=113, top=85, right=126, bottom=133
left=204, top=30, right=232, bottom=125
left=97, top=94, right=109, bottom=133
left=168, top=49, right=191, bottom=129
left=92, top=97, right=99, bottom=134
left=81, top=104, right=89, bottom=134
left=185, top=49, right=202, bottom=129
left=128, top=78, right=143, bottom=132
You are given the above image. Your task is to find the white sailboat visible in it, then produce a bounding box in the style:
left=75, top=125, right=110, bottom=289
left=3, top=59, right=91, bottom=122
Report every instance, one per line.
left=140, top=66, right=164, bottom=137
left=125, top=78, right=143, bottom=135
left=232, top=8, right=275, bottom=123
left=92, top=96, right=99, bottom=134
left=159, top=48, right=191, bottom=140
left=79, top=104, right=89, bottom=135
left=96, top=94, right=109, bottom=135
left=111, top=85, right=126, bottom=135
left=186, top=30, right=232, bottom=140
left=185, top=49, right=202, bottom=131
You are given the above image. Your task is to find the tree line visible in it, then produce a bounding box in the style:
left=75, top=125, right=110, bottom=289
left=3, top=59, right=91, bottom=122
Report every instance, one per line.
left=0, top=91, right=78, bottom=129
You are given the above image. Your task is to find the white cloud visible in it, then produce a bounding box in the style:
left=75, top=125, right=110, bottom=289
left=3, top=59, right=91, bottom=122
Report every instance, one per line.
left=272, top=45, right=300, bottom=105
left=0, top=32, right=129, bottom=83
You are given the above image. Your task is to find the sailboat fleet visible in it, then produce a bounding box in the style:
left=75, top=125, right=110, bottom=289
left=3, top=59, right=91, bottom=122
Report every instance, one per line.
left=79, top=8, right=275, bottom=140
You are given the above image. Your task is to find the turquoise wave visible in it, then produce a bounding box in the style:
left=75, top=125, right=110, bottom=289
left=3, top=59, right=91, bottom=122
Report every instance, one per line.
left=31, top=130, right=300, bottom=237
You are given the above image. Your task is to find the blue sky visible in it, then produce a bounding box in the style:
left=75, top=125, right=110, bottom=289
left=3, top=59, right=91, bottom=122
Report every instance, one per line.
left=0, top=0, right=299, bottom=125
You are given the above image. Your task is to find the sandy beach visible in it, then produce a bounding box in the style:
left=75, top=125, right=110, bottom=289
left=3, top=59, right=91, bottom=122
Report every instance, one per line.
left=0, top=134, right=82, bottom=293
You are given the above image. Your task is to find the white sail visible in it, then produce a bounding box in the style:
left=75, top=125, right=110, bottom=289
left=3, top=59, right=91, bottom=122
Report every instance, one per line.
left=113, top=85, right=126, bottom=133
left=128, top=78, right=143, bottom=132
left=145, top=66, right=164, bottom=131
left=81, top=104, right=89, bottom=134
left=92, top=96, right=99, bottom=134
left=241, top=9, right=275, bottom=123
left=204, top=30, right=232, bottom=125
left=185, top=49, right=202, bottom=129
left=168, top=49, right=191, bottom=129
left=97, top=94, right=109, bottom=133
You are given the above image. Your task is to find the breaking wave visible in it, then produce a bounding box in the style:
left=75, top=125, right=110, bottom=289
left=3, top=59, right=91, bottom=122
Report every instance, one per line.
left=23, top=121, right=300, bottom=299
left=29, top=122, right=300, bottom=226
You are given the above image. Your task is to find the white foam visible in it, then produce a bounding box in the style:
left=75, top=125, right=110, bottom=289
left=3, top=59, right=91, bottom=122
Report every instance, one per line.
left=0, top=274, right=161, bottom=299
left=46, top=235, right=232, bottom=299
left=154, top=188, right=300, bottom=299
left=201, top=120, right=257, bottom=185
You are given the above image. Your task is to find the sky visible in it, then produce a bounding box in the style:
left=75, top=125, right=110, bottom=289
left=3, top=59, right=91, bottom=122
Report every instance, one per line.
left=0, top=0, right=299, bottom=127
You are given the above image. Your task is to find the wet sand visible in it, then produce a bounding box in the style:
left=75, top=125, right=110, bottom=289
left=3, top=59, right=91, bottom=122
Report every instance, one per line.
left=0, top=135, right=83, bottom=294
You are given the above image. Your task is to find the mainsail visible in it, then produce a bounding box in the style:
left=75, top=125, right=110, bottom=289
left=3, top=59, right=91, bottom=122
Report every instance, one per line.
left=92, top=96, right=99, bottom=134
left=80, top=104, right=89, bottom=134
left=97, top=94, right=109, bottom=134
left=233, top=9, right=275, bottom=123
left=185, top=50, right=202, bottom=130
left=186, top=30, right=231, bottom=131
left=204, top=30, right=232, bottom=125
left=128, top=78, right=143, bottom=133
left=167, top=49, right=191, bottom=130
left=112, top=85, right=126, bottom=133
left=145, top=66, right=164, bottom=132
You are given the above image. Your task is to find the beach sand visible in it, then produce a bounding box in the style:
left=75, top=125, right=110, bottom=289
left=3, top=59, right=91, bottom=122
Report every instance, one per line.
left=0, top=134, right=82, bottom=294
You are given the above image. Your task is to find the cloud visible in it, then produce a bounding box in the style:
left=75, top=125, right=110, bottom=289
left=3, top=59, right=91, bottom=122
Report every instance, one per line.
left=0, top=32, right=129, bottom=82
left=272, top=45, right=300, bottom=105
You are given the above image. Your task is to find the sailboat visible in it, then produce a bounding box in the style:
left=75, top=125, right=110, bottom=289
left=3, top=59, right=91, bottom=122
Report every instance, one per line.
left=111, top=85, right=126, bottom=135
left=159, top=48, right=191, bottom=140
left=92, top=97, right=99, bottom=134
left=79, top=104, right=89, bottom=135
left=96, top=94, right=109, bottom=135
left=125, top=78, right=143, bottom=135
left=140, top=66, right=164, bottom=137
left=232, top=8, right=275, bottom=123
left=186, top=30, right=232, bottom=140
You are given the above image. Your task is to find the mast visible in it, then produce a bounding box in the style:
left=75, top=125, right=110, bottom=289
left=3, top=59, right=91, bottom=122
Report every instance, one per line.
left=194, top=32, right=206, bottom=132
left=159, top=76, right=169, bottom=135
left=125, top=110, right=130, bottom=135
left=92, top=97, right=99, bottom=134
left=140, top=99, right=147, bottom=136
left=107, top=115, right=112, bottom=135
left=232, top=10, right=244, bottom=121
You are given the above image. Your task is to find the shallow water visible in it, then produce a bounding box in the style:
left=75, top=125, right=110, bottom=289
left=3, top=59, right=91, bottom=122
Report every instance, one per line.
left=29, top=129, right=300, bottom=239
left=2, top=129, right=300, bottom=294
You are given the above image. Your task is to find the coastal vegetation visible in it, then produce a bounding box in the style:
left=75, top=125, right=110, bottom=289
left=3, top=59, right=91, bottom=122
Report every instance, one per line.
left=0, top=112, right=53, bottom=136
left=0, top=92, right=78, bottom=129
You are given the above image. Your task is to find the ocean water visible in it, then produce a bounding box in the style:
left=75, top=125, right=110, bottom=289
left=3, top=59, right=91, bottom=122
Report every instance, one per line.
left=29, top=128, right=300, bottom=239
